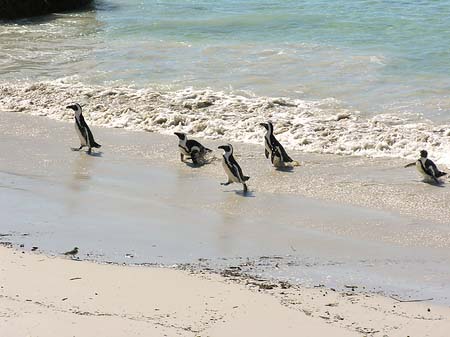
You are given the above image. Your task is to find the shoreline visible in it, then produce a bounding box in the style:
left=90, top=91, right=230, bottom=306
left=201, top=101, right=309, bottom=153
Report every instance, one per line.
left=1, top=245, right=450, bottom=336
left=1, top=80, right=450, bottom=166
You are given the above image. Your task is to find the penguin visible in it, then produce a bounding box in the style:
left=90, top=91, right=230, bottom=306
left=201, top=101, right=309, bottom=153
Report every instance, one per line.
left=66, top=104, right=101, bottom=154
left=260, top=122, right=299, bottom=167
left=404, top=150, right=447, bottom=183
left=218, top=144, right=250, bottom=193
left=174, top=132, right=212, bottom=165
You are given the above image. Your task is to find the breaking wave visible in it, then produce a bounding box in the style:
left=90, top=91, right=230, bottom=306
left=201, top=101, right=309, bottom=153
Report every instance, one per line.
left=1, top=79, right=449, bottom=166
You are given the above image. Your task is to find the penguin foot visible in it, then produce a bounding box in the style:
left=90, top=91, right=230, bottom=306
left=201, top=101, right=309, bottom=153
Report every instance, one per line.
left=243, top=184, right=248, bottom=193
left=221, top=182, right=231, bottom=186
left=87, top=148, right=92, bottom=155
left=71, top=146, right=84, bottom=151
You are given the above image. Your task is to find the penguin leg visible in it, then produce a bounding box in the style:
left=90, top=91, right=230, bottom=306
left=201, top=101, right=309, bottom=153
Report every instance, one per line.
left=180, top=153, right=185, bottom=162
left=243, top=183, right=248, bottom=193
left=87, top=147, right=92, bottom=154
left=71, top=145, right=84, bottom=151
left=191, top=150, right=200, bottom=165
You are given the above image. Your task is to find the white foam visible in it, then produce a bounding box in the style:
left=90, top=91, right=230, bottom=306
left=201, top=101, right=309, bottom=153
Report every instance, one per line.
left=1, top=80, right=449, bottom=167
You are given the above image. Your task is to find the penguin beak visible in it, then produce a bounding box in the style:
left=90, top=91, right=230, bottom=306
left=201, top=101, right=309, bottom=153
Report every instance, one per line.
left=259, top=123, right=268, bottom=130
left=218, top=145, right=225, bottom=150
left=174, top=132, right=183, bottom=139
left=66, top=105, right=75, bottom=110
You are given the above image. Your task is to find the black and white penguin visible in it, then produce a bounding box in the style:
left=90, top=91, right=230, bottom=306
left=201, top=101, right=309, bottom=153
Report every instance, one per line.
left=174, top=132, right=212, bottom=165
left=218, top=144, right=250, bottom=193
left=260, top=122, right=299, bottom=167
left=66, top=104, right=101, bottom=154
left=404, top=150, right=447, bottom=183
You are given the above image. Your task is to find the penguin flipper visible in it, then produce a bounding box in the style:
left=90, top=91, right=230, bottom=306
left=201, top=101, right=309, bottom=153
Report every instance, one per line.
left=436, top=171, right=447, bottom=178
left=243, top=176, right=250, bottom=181
left=231, top=162, right=247, bottom=184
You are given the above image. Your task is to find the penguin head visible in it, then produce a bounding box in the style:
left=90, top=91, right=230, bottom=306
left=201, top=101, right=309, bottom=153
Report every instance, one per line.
left=259, top=121, right=273, bottom=133
left=66, top=103, right=82, bottom=112
left=174, top=132, right=187, bottom=141
left=66, top=103, right=82, bottom=118
left=420, top=150, right=428, bottom=158
left=218, top=144, right=233, bottom=154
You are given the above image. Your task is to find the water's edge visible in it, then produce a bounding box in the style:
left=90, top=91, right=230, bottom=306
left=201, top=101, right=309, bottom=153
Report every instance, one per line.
left=1, top=79, right=449, bottom=166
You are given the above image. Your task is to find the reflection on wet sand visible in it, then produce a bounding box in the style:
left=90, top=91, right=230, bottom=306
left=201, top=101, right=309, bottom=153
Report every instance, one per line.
left=65, top=152, right=97, bottom=211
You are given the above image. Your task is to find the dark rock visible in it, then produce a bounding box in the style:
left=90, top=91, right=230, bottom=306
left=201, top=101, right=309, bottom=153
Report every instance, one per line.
left=0, top=0, right=93, bottom=20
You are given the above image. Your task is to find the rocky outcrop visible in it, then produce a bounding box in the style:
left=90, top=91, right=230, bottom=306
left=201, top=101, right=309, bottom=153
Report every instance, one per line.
left=0, top=0, right=93, bottom=20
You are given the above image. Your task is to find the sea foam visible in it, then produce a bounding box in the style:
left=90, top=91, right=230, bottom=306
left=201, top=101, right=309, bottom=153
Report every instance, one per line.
left=1, top=80, right=449, bottom=166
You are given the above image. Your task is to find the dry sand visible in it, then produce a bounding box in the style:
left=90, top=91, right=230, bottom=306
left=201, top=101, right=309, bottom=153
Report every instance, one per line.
left=1, top=247, right=449, bottom=337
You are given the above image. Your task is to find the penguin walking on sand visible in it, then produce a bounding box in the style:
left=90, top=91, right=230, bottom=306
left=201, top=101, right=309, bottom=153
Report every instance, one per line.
left=260, top=122, right=299, bottom=168
left=174, top=132, right=212, bottom=165
left=67, top=104, right=101, bottom=154
left=218, top=144, right=250, bottom=193
left=404, top=150, right=447, bottom=183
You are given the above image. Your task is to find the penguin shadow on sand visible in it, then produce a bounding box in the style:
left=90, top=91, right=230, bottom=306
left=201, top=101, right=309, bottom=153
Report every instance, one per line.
left=86, top=150, right=103, bottom=158
left=419, top=178, right=446, bottom=188
left=224, top=189, right=256, bottom=198
left=184, top=155, right=215, bottom=168
left=274, top=165, right=295, bottom=173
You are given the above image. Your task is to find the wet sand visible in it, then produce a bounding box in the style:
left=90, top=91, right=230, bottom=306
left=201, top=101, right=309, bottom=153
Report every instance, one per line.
left=1, top=110, right=450, bottom=310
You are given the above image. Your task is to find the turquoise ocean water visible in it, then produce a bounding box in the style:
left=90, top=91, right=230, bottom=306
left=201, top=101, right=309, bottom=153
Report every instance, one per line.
left=1, top=0, right=449, bottom=120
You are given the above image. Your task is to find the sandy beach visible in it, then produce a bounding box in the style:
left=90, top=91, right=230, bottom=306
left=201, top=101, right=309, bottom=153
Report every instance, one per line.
left=1, top=246, right=450, bottom=337
left=1, top=110, right=450, bottom=336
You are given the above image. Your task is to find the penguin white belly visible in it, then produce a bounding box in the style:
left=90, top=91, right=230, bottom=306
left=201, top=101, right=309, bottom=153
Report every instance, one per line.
left=415, top=161, right=431, bottom=179
left=75, top=124, right=87, bottom=146
left=264, top=137, right=273, bottom=157
left=222, top=159, right=240, bottom=183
